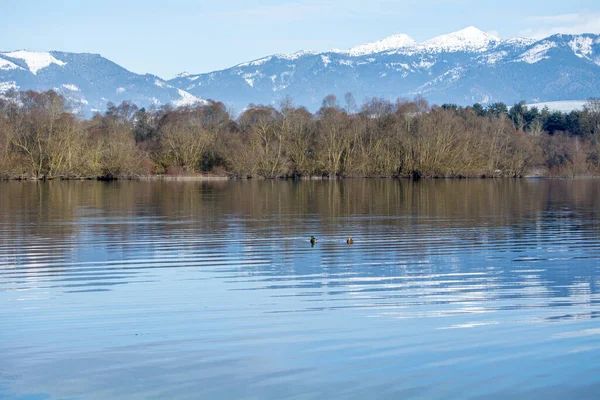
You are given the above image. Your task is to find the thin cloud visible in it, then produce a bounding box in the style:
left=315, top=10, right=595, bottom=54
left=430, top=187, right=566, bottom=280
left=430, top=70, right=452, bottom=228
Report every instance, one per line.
left=521, top=12, right=600, bottom=38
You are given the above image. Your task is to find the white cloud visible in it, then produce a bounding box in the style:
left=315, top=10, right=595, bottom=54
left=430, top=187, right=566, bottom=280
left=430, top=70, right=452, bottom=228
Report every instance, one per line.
left=521, top=12, right=600, bottom=39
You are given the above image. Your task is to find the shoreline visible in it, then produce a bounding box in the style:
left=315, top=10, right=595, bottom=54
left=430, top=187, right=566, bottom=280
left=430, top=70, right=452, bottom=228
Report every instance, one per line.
left=2, top=173, right=599, bottom=182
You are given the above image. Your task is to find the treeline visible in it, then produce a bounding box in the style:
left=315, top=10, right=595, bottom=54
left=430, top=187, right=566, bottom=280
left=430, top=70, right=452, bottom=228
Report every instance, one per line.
left=0, top=89, right=599, bottom=180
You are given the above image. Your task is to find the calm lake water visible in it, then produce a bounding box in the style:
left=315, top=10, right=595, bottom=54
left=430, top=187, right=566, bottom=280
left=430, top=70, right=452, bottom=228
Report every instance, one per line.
left=1, top=179, right=600, bottom=399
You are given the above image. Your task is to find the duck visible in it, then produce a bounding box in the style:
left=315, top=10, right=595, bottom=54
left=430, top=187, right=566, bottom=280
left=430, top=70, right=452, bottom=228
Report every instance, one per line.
left=346, top=237, right=354, bottom=245
left=310, top=236, right=318, bottom=245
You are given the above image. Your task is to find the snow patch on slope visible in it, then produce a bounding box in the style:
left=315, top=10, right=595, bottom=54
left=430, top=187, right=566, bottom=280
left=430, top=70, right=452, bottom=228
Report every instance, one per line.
left=484, top=51, right=508, bottom=64
left=516, top=41, right=557, bottom=64
left=3, top=51, right=66, bottom=74
left=504, top=37, right=536, bottom=47
left=243, top=75, right=255, bottom=87
left=569, top=37, right=594, bottom=58
left=411, top=67, right=464, bottom=94
left=414, top=60, right=435, bottom=69
left=172, top=89, right=204, bottom=107
left=0, top=81, right=18, bottom=92
left=0, top=57, right=22, bottom=71
left=276, top=50, right=317, bottom=60
left=62, top=84, right=80, bottom=91
left=356, top=58, right=376, bottom=66
left=386, top=62, right=412, bottom=73
left=173, top=72, right=190, bottom=79
left=271, top=71, right=294, bottom=92
left=241, top=71, right=265, bottom=87
left=238, top=56, right=273, bottom=67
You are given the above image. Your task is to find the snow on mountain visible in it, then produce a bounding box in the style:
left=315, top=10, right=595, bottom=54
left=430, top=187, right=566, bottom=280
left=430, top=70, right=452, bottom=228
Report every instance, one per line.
left=237, top=57, right=274, bottom=68
left=0, top=51, right=206, bottom=115
left=173, top=71, right=191, bottom=79
left=346, top=34, right=417, bottom=56
left=62, top=83, right=80, bottom=91
left=3, top=27, right=600, bottom=116
left=334, top=27, right=500, bottom=57
left=0, top=56, right=22, bottom=71
left=0, top=81, right=18, bottom=92
left=418, top=26, right=499, bottom=53
left=569, top=36, right=594, bottom=58
left=276, top=50, right=318, bottom=60
left=172, top=88, right=206, bottom=107
left=516, top=41, right=557, bottom=64
left=503, top=37, right=537, bottom=47
left=2, top=51, right=66, bottom=75
left=167, top=27, right=600, bottom=112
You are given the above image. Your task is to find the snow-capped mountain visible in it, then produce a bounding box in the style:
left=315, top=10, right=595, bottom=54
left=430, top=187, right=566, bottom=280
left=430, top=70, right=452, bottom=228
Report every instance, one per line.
left=418, top=26, right=500, bottom=53
left=2, top=27, right=600, bottom=115
left=0, top=51, right=205, bottom=115
left=168, top=27, right=600, bottom=111
left=345, top=34, right=417, bottom=56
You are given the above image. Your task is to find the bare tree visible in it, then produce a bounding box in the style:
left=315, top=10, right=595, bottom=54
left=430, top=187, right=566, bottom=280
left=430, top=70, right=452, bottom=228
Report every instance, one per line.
left=238, top=106, right=285, bottom=178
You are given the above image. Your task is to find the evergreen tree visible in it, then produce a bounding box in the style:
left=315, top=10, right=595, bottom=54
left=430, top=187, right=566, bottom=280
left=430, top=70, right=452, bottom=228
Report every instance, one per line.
left=472, top=103, right=486, bottom=117
left=486, top=102, right=508, bottom=118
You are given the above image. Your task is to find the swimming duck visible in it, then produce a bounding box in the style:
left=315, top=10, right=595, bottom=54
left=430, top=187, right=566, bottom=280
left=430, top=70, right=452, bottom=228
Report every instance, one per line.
left=346, top=237, right=354, bottom=245
left=310, top=236, right=318, bottom=245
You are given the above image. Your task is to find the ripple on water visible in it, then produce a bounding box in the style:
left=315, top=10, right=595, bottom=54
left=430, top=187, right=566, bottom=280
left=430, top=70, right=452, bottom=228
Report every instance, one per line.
left=1, top=179, right=600, bottom=399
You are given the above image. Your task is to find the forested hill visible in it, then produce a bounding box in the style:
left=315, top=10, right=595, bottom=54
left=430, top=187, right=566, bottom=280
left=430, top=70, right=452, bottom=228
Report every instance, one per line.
left=0, top=51, right=205, bottom=116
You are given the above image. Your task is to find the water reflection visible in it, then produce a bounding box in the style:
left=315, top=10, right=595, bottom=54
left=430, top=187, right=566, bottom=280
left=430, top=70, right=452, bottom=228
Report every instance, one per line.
left=1, top=179, right=600, bottom=399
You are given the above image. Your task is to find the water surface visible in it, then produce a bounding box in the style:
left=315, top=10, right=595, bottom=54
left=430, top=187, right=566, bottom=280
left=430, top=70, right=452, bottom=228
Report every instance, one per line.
left=1, top=179, right=600, bottom=399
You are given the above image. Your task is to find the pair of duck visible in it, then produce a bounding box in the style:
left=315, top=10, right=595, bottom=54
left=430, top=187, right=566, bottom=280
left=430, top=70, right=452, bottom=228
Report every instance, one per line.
left=310, top=236, right=353, bottom=245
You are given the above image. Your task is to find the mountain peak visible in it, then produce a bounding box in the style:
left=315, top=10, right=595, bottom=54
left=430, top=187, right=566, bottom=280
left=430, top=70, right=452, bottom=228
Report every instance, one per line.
left=455, top=26, right=497, bottom=38
left=346, top=33, right=417, bottom=56
left=339, top=26, right=500, bottom=57
left=173, top=71, right=191, bottom=79
left=1, top=50, right=67, bottom=75
left=421, top=26, right=499, bottom=52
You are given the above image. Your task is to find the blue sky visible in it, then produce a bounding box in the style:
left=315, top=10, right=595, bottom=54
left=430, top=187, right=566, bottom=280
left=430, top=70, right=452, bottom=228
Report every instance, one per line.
left=2, top=0, right=599, bottom=78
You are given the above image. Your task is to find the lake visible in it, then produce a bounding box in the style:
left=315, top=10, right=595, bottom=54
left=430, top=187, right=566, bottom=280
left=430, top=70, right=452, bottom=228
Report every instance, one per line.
left=1, top=179, right=600, bottom=399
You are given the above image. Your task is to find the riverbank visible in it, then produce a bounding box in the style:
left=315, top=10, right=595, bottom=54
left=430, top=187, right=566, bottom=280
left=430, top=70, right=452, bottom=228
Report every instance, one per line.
left=3, top=171, right=600, bottom=181
left=3, top=163, right=600, bottom=181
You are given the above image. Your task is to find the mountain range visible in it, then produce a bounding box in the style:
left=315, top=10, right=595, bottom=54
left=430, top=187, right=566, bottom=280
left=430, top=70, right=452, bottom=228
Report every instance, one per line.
left=0, top=51, right=205, bottom=115
left=2, top=27, right=600, bottom=115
